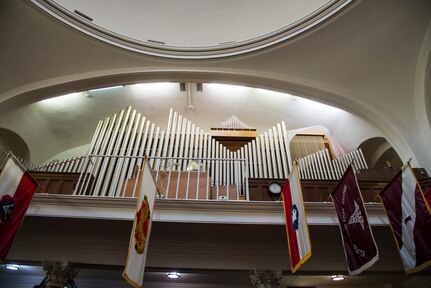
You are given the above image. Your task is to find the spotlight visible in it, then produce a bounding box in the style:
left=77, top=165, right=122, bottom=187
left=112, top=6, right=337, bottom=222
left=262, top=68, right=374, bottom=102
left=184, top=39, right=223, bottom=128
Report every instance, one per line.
left=331, top=275, right=345, bottom=281
left=5, top=264, right=20, bottom=271
left=166, top=272, right=181, bottom=279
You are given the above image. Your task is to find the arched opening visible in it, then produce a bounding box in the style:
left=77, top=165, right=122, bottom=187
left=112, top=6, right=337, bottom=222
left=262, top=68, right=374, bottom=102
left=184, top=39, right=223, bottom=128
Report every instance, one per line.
left=1, top=82, right=382, bottom=164
left=0, top=127, right=30, bottom=161
left=358, top=137, right=402, bottom=169
left=425, top=48, right=431, bottom=129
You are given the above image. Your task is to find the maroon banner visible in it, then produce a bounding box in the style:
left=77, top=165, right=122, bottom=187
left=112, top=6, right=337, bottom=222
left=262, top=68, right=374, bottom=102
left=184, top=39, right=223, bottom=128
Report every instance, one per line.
left=331, top=165, right=379, bottom=275
left=379, top=165, right=431, bottom=274
left=425, top=188, right=431, bottom=207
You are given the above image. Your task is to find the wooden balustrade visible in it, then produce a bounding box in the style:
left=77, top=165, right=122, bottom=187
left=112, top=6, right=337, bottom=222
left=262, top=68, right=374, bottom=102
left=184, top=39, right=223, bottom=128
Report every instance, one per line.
left=248, top=168, right=431, bottom=202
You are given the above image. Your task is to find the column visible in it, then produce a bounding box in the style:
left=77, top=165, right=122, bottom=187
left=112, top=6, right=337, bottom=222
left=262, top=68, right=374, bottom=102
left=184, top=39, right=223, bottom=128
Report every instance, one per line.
left=249, top=270, right=282, bottom=288
left=43, top=261, right=79, bottom=288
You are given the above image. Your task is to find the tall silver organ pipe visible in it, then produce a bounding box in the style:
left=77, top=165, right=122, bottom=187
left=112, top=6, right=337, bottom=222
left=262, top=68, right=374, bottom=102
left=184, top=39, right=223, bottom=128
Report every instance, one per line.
left=296, top=148, right=368, bottom=180
left=33, top=107, right=367, bottom=197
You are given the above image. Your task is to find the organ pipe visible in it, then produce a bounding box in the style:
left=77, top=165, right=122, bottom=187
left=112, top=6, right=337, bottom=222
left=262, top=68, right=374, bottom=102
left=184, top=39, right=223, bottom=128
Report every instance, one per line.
left=33, top=106, right=369, bottom=197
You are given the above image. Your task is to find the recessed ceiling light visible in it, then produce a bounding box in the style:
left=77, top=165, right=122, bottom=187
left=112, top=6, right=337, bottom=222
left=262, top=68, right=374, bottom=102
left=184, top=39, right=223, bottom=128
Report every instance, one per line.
left=331, top=275, right=345, bottom=281
left=166, top=272, right=181, bottom=279
left=5, top=264, right=20, bottom=271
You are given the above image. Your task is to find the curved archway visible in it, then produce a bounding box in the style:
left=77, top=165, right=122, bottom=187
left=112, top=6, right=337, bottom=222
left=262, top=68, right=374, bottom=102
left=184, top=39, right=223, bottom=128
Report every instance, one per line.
left=0, top=68, right=417, bottom=168
left=0, top=127, right=30, bottom=161
left=425, top=48, right=431, bottom=129
left=0, top=70, right=354, bottom=115
left=358, top=137, right=402, bottom=169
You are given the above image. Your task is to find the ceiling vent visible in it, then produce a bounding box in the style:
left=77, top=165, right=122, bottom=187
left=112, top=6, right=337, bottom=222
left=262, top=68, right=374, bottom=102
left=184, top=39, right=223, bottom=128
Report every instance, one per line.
left=73, top=10, right=92, bottom=21
left=147, top=39, right=165, bottom=45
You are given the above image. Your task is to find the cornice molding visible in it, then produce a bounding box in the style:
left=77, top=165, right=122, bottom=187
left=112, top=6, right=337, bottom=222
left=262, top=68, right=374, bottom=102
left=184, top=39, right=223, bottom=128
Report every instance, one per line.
left=28, top=194, right=388, bottom=225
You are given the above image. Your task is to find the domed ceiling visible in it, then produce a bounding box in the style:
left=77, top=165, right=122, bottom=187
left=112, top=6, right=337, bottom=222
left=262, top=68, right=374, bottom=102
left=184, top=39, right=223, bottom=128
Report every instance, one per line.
left=31, top=0, right=352, bottom=58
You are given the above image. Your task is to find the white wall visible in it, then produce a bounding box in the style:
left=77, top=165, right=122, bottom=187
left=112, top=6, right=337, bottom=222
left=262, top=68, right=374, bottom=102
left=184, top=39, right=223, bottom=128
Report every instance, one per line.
left=0, top=83, right=382, bottom=164
left=44, top=144, right=89, bottom=164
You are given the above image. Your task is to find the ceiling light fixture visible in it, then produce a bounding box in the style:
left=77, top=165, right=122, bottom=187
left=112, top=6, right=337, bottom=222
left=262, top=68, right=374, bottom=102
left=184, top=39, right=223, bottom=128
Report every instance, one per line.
left=331, top=275, right=345, bottom=281
left=5, top=264, right=20, bottom=271
left=166, top=272, right=181, bottom=279
left=40, top=93, right=79, bottom=103
left=89, top=85, right=123, bottom=92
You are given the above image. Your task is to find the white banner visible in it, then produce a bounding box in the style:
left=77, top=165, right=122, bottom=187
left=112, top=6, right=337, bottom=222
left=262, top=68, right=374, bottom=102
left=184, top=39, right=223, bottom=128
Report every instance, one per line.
left=123, top=157, right=158, bottom=287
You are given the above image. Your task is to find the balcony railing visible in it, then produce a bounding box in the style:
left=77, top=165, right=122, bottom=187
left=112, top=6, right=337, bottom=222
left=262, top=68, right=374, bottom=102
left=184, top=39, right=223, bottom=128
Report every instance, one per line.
left=72, top=155, right=249, bottom=201
left=26, top=152, right=431, bottom=203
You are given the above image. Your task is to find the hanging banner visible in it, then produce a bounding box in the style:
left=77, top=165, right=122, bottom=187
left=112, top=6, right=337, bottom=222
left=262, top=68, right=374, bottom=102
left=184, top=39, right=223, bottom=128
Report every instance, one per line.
left=331, top=165, right=379, bottom=275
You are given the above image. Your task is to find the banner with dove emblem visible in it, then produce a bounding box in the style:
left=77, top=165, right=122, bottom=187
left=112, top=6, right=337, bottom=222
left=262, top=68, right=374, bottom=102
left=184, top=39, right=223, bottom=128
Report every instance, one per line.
left=282, top=163, right=312, bottom=273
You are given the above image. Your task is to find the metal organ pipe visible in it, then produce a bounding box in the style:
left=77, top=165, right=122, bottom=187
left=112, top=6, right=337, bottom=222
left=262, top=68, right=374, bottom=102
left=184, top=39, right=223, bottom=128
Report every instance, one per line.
left=127, top=116, right=145, bottom=178
left=64, top=107, right=371, bottom=198
left=110, top=109, right=137, bottom=196
left=92, top=111, right=122, bottom=196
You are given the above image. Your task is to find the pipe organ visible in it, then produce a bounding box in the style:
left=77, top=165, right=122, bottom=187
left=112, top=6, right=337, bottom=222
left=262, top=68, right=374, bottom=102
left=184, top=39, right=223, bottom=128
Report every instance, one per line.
left=33, top=106, right=368, bottom=198
left=297, top=148, right=367, bottom=180
left=32, top=155, right=86, bottom=173
left=290, top=135, right=326, bottom=161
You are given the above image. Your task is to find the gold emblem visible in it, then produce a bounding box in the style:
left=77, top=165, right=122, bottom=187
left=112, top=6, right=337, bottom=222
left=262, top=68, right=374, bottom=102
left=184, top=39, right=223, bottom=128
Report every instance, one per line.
left=134, top=195, right=150, bottom=254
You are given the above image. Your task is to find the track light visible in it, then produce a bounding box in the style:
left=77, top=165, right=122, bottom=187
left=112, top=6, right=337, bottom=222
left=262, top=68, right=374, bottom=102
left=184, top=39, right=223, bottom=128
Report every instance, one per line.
left=166, top=272, right=181, bottom=279
left=89, top=85, right=123, bottom=92
left=331, top=275, right=344, bottom=281
left=5, top=264, right=20, bottom=271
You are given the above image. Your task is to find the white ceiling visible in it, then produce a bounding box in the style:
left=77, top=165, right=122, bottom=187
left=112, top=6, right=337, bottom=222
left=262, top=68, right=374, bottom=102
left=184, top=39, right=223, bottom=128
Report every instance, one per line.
left=54, top=0, right=332, bottom=47
left=33, top=0, right=352, bottom=58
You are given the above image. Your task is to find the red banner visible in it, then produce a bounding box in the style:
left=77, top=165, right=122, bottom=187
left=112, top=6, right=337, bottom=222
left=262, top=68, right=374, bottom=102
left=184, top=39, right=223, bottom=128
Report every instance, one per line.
left=0, top=156, right=37, bottom=261
left=282, top=164, right=311, bottom=273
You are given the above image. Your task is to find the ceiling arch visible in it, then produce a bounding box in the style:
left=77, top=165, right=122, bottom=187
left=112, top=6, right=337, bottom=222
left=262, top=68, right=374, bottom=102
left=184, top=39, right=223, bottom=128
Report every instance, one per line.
left=357, top=137, right=402, bottom=169
left=0, top=128, right=30, bottom=161
left=0, top=68, right=381, bottom=121
left=1, top=0, right=429, bottom=170
left=411, top=18, right=431, bottom=172
left=425, top=47, right=431, bottom=129
left=0, top=67, right=416, bottom=167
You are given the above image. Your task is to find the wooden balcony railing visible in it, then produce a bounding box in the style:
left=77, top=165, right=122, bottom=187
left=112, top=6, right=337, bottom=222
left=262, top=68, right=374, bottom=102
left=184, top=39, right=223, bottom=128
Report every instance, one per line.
left=31, top=166, right=430, bottom=204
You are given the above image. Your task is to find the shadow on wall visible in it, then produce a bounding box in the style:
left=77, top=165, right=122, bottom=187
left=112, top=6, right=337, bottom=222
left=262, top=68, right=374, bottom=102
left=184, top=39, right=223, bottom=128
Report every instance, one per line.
left=426, top=48, right=431, bottom=129
left=358, top=137, right=402, bottom=169
left=0, top=127, right=30, bottom=161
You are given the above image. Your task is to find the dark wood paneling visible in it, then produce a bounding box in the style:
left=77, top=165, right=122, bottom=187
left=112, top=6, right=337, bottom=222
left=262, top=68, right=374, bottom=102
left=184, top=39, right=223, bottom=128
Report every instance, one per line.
left=30, top=172, right=94, bottom=195
left=248, top=178, right=285, bottom=201
left=249, top=175, right=431, bottom=203
left=30, top=169, right=431, bottom=203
